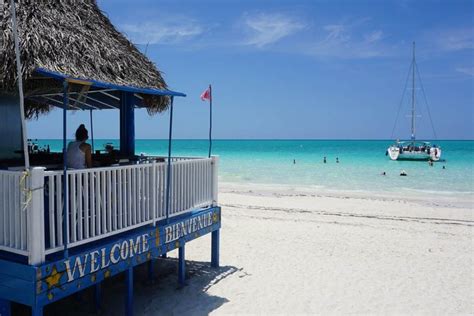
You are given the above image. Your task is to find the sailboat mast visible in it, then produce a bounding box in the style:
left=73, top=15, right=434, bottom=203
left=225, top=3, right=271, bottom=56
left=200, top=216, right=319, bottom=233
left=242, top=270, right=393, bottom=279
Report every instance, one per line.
left=411, top=41, right=416, bottom=142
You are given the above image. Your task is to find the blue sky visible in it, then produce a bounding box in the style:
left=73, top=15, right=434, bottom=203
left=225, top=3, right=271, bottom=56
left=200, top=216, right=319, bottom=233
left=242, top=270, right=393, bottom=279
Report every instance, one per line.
left=28, top=0, right=473, bottom=139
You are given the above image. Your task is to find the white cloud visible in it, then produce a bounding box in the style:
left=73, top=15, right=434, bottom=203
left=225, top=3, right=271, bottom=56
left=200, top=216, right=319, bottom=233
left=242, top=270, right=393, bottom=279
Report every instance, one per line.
left=456, top=67, right=474, bottom=76
left=435, top=28, right=473, bottom=51
left=309, top=22, right=387, bottom=59
left=241, top=13, right=305, bottom=48
left=365, top=30, right=383, bottom=43
left=121, top=18, right=203, bottom=45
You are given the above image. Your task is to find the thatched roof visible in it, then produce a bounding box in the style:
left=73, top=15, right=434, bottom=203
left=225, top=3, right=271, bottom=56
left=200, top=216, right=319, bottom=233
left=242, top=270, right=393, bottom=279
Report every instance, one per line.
left=1, top=0, right=171, bottom=118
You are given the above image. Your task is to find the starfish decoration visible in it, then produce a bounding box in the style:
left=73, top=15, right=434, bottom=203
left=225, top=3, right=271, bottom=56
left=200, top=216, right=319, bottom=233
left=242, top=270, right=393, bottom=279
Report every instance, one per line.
left=213, top=212, right=219, bottom=223
left=44, top=265, right=63, bottom=290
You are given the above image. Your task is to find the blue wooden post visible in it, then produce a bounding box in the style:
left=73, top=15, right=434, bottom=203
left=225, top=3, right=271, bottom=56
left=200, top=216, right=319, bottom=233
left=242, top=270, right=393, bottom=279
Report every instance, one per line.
left=32, top=306, right=43, bottom=316
left=0, top=299, right=11, bottom=316
left=211, top=230, right=220, bottom=268
left=94, top=283, right=101, bottom=312
left=125, top=267, right=134, bottom=316
left=178, top=244, right=186, bottom=285
left=120, top=92, right=135, bottom=157
left=147, top=260, right=154, bottom=282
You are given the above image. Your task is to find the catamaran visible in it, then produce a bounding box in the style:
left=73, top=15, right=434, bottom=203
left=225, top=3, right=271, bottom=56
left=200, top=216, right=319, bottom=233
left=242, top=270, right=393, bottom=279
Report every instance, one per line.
left=387, top=42, right=441, bottom=161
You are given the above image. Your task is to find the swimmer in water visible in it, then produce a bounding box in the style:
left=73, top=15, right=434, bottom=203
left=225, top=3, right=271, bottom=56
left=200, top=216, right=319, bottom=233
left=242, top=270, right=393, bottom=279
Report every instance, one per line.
left=336, top=157, right=339, bottom=163
left=381, top=171, right=386, bottom=176
left=323, top=157, right=327, bottom=164
left=293, top=159, right=296, bottom=164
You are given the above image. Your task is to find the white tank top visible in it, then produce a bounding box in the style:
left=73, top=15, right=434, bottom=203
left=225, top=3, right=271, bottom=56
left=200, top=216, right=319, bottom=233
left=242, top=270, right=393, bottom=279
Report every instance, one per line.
left=67, top=141, right=86, bottom=169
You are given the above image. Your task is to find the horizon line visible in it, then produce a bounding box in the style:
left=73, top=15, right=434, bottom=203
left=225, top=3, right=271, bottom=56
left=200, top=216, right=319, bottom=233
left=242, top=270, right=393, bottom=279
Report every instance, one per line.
left=32, top=138, right=474, bottom=141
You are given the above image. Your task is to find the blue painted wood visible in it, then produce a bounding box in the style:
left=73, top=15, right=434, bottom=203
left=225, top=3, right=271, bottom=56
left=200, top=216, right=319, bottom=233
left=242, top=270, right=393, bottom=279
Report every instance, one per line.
left=35, top=208, right=221, bottom=306
left=120, top=92, right=135, bottom=157
left=0, top=298, right=11, bottom=316
left=178, top=245, right=185, bottom=286
left=0, top=261, right=36, bottom=306
left=31, top=306, right=43, bottom=316
left=0, top=207, right=221, bottom=311
left=147, top=260, right=154, bottom=281
left=35, top=68, right=186, bottom=97
left=211, top=229, right=220, bottom=268
left=0, top=260, right=36, bottom=281
left=125, top=267, right=133, bottom=316
left=94, top=283, right=101, bottom=312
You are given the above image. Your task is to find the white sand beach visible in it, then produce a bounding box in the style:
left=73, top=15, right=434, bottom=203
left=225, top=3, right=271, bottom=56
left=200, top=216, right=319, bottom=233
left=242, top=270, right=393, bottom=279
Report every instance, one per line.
left=46, top=182, right=473, bottom=315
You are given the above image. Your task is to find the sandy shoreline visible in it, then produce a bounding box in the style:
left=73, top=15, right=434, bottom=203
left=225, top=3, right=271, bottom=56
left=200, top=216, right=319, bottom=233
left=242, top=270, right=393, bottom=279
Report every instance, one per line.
left=45, top=182, right=473, bottom=315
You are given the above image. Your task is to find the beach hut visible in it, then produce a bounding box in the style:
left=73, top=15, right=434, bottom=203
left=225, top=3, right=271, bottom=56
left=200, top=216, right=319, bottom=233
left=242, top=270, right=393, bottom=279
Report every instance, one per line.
left=0, top=1, right=221, bottom=315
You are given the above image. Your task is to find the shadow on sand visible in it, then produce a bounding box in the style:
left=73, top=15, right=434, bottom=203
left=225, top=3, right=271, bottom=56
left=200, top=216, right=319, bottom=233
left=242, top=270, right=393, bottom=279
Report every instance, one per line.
left=13, top=259, right=239, bottom=316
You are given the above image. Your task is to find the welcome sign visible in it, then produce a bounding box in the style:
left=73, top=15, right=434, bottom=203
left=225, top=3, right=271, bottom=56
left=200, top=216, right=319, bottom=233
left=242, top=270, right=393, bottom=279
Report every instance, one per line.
left=38, top=207, right=221, bottom=301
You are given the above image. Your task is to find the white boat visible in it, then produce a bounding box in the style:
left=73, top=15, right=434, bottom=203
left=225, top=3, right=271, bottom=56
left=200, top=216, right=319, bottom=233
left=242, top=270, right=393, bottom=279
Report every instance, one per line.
left=387, top=42, right=441, bottom=161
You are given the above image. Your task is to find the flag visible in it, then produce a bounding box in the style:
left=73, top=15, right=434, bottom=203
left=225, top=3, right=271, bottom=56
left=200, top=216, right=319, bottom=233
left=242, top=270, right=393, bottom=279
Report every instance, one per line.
left=200, top=87, right=211, bottom=101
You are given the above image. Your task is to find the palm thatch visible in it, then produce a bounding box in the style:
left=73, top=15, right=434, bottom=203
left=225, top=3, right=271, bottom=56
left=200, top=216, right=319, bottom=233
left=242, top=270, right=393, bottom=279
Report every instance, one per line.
left=1, top=0, right=170, bottom=119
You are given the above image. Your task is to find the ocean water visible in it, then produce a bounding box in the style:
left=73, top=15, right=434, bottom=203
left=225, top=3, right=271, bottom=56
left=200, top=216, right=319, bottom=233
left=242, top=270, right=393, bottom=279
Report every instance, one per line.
left=36, top=139, right=474, bottom=195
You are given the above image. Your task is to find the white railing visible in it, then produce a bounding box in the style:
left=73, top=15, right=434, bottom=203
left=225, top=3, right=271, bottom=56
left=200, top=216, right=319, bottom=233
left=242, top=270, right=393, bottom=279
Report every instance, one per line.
left=0, top=170, right=28, bottom=256
left=44, top=163, right=167, bottom=254
left=1, top=156, right=218, bottom=264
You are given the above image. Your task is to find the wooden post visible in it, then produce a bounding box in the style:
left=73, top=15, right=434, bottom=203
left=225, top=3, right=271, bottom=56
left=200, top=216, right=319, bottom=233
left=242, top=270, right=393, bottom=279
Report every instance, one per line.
left=125, top=267, right=134, bottom=316
left=178, top=244, right=186, bottom=285
left=28, top=167, right=45, bottom=265
left=0, top=298, right=11, bottom=316
left=31, top=305, right=43, bottom=316
left=120, top=92, right=135, bottom=157
left=94, top=283, right=101, bottom=312
left=211, top=156, right=219, bottom=207
left=211, top=230, right=220, bottom=268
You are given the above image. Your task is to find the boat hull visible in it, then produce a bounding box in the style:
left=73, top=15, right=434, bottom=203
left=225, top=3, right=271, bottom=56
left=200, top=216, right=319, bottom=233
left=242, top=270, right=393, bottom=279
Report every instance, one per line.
left=387, top=146, right=441, bottom=161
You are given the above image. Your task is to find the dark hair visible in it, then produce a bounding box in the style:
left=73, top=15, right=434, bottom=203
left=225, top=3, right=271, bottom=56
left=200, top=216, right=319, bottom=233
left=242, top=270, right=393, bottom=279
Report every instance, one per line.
left=75, top=124, right=88, bottom=141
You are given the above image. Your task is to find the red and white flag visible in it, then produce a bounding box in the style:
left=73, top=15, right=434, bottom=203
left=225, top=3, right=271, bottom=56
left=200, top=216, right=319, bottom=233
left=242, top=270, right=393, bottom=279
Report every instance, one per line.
left=200, top=87, right=211, bottom=101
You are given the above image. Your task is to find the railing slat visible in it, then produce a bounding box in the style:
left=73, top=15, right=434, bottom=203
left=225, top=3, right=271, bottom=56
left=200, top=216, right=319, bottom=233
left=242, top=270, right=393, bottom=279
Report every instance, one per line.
left=48, top=176, right=56, bottom=248
left=106, top=170, right=112, bottom=232
left=84, top=172, right=89, bottom=240
left=56, top=175, right=63, bottom=246
left=118, top=169, right=123, bottom=229
left=101, top=171, right=106, bottom=234
left=91, top=171, right=96, bottom=237
left=78, top=173, right=84, bottom=241
left=70, top=173, right=77, bottom=243
left=112, top=169, right=117, bottom=231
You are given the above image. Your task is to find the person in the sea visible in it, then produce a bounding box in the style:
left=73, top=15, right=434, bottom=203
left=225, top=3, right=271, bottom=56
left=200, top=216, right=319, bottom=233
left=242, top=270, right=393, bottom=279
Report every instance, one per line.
left=442, top=165, right=446, bottom=169
left=336, top=157, right=339, bottom=163
left=67, top=124, right=92, bottom=169
left=323, top=157, right=327, bottom=163
left=293, top=159, right=296, bottom=164
left=381, top=171, right=386, bottom=176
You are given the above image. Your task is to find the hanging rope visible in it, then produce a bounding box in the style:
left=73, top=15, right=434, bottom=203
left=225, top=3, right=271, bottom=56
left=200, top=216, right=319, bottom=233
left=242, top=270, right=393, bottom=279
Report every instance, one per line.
left=414, top=61, right=438, bottom=141
left=390, top=61, right=413, bottom=140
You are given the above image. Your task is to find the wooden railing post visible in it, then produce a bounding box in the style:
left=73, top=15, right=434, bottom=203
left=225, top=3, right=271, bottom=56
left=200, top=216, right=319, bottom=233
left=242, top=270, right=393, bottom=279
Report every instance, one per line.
left=27, top=167, right=45, bottom=265
left=211, top=156, right=219, bottom=206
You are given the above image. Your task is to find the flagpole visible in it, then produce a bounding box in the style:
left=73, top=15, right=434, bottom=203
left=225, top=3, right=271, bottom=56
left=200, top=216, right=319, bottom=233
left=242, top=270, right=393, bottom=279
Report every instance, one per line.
left=208, top=84, right=212, bottom=158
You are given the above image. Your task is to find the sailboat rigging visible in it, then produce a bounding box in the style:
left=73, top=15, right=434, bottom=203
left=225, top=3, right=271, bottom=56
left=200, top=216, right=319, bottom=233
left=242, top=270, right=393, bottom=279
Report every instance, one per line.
left=387, top=42, right=441, bottom=161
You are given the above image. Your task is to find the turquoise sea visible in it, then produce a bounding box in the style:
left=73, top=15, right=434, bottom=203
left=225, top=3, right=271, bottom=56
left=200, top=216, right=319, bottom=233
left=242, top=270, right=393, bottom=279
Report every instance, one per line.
left=36, top=140, right=473, bottom=195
